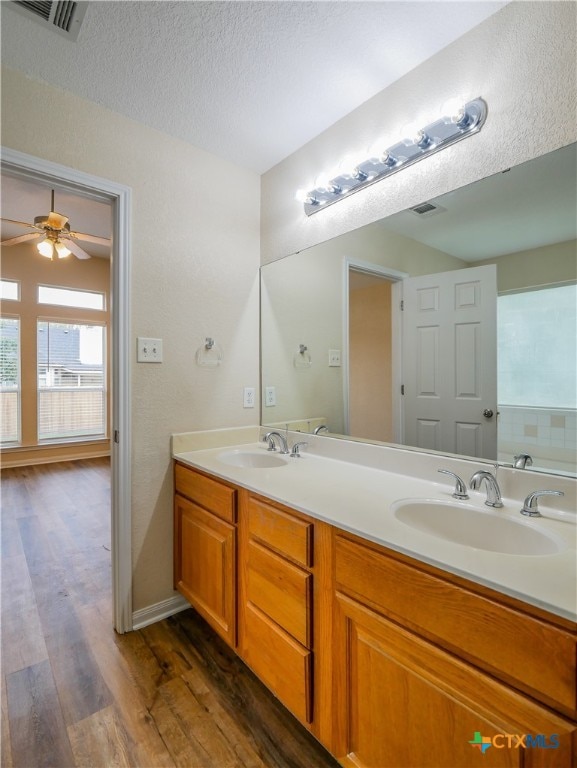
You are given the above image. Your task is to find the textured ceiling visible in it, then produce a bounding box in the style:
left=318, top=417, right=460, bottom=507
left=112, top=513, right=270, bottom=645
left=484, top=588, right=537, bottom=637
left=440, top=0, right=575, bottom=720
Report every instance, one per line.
left=0, top=0, right=508, bottom=173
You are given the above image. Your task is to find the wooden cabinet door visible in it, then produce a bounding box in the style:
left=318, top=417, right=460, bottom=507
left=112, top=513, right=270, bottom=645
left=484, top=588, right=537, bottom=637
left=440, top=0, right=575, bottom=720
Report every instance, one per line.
left=174, top=494, right=236, bottom=646
left=333, top=592, right=575, bottom=768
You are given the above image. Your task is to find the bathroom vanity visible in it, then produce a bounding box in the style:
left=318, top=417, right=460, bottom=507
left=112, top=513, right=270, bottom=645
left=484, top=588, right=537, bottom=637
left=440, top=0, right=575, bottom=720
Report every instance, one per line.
left=173, top=429, right=577, bottom=768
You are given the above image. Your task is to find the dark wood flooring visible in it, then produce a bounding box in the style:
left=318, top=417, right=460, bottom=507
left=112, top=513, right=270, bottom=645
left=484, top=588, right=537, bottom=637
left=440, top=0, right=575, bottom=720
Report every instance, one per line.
left=1, top=458, right=339, bottom=768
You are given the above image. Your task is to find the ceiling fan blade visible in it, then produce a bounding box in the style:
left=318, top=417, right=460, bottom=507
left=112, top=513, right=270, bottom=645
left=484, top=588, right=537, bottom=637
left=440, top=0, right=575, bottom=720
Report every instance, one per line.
left=68, top=231, right=111, bottom=246
left=46, top=211, right=69, bottom=229
left=65, top=239, right=92, bottom=260
left=0, top=217, right=37, bottom=228
left=1, top=232, right=41, bottom=246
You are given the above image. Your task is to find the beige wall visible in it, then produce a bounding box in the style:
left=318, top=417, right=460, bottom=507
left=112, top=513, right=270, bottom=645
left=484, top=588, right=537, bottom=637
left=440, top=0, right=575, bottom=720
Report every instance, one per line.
left=1, top=67, right=261, bottom=612
left=479, top=240, right=577, bottom=293
left=261, top=2, right=577, bottom=265
left=1, top=246, right=111, bottom=465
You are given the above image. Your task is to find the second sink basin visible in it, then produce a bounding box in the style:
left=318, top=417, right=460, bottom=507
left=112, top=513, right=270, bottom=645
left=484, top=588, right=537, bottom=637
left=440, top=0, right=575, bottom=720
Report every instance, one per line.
left=217, top=449, right=288, bottom=468
left=391, top=499, right=565, bottom=556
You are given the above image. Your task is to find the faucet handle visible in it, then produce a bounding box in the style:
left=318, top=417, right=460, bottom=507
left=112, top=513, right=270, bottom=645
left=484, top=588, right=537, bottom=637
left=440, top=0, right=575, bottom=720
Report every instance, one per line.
left=521, top=489, right=564, bottom=517
left=437, top=469, right=469, bottom=500
left=290, top=441, right=308, bottom=458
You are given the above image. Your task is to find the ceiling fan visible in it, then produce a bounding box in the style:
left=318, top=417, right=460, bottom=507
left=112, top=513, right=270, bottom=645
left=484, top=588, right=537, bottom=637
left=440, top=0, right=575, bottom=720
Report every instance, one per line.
left=1, top=189, right=110, bottom=260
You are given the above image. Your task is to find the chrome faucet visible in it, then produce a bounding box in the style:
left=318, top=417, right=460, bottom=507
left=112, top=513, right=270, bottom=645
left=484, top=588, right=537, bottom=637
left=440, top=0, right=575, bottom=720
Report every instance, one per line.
left=262, top=431, right=289, bottom=454
left=313, top=425, right=328, bottom=435
left=520, top=489, right=564, bottom=517
left=513, top=453, right=533, bottom=469
left=470, top=470, right=503, bottom=508
left=437, top=469, right=469, bottom=500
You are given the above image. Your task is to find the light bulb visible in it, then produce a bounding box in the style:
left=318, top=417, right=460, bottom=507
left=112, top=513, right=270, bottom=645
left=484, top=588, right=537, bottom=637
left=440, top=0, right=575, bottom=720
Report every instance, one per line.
left=336, top=155, right=365, bottom=181
left=366, top=141, right=386, bottom=164
left=37, top=239, right=54, bottom=258
left=55, top=240, right=71, bottom=259
left=314, top=173, right=332, bottom=192
left=400, top=120, right=422, bottom=143
left=440, top=97, right=466, bottom=121
left=295, top=188, right=319, bottom=206
left=414, top=129, right=432, bottom=149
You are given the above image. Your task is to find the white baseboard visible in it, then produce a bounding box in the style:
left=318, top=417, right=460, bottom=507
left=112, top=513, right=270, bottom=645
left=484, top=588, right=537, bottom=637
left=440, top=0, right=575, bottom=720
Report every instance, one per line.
left=132, top=594, right=190, bottom=630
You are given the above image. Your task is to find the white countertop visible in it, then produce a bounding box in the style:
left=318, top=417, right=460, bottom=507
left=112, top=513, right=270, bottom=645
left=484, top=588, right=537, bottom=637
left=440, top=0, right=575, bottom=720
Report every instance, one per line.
left=172, top=428, right=577, bottom=623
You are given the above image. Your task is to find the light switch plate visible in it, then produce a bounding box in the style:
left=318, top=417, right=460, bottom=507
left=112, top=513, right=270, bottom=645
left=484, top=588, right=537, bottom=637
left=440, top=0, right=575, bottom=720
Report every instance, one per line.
left=137, top=337, right=163, bottom=363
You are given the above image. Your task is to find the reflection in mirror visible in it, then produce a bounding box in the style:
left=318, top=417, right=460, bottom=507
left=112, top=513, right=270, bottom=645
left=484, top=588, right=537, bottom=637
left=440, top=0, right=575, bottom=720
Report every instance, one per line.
left=261, top=143, right=577, bottom=477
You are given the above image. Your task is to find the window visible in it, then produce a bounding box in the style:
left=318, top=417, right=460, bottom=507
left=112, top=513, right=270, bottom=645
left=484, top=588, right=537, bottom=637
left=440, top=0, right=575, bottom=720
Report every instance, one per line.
left=38, top=285, right=105, bottom=310
left=37, top=321, right=106, bottom=441
left=0, top=280, right=20, bottom=301
left=498, top=284, right=577, bottom=407
left=1, top=317, right=20, bottom=444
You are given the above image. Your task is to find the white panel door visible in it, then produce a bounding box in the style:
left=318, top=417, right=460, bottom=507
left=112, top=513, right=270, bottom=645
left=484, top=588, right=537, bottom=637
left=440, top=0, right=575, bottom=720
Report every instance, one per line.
left=402, top=264, right=497, bottom=460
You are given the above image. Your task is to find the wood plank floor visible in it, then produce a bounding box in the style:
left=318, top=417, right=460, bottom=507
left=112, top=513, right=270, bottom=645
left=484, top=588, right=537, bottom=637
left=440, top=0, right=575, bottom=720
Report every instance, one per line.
left=1, top=459, right=339, bottom=768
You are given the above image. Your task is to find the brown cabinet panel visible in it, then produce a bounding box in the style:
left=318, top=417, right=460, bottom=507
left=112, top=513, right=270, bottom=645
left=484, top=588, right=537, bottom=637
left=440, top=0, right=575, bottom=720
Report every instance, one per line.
left=335, top=534, right=577, bottom=716
left=242, top=602, right=312, bottom=724
left=246, top=540, right=312, bottom=647
left=175, top=462, right=236, bottom=522
left=174, top=494, right=236, bottom=646
left=248, top=496, right=313, bottom=567
left=334, top=592, right=576, bottom=768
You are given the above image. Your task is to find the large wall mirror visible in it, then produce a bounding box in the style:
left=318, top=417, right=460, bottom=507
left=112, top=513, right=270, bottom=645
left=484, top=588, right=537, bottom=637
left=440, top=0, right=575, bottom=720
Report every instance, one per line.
left=261, top=143, right=577, bottom=477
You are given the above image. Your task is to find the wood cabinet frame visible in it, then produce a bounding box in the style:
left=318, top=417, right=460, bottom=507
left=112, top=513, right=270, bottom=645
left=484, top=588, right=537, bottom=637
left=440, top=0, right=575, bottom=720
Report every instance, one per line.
left=174, top=462, right=577, bottom=767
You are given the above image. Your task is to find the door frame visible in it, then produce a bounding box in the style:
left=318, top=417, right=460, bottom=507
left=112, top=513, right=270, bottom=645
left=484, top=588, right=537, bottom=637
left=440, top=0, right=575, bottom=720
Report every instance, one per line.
left=1, top=146, right=133, bottom=633
left=342, top=257, right=407, bottom=439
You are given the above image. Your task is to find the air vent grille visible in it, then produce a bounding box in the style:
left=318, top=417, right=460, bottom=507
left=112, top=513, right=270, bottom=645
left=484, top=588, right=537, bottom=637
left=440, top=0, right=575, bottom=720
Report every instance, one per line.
left=412, top=202, right=437, bottom=215
left=16, top=1, right=52, bottom=21
left=10, top=0, right=87, bottom=39
left=53, top=1, right=75, bottom=31
left=409, top=201, right=446, bottom=219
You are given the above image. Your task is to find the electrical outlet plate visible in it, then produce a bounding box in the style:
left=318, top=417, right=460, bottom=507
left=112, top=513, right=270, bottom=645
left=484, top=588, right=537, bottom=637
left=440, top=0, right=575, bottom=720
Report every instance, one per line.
left=328, top=349, right=341, bottom=367
left=137, top=337, right=163, bottom=363
left=243, top=387, right=256, bottom=408
left=265, top=386, right=276, bottom=407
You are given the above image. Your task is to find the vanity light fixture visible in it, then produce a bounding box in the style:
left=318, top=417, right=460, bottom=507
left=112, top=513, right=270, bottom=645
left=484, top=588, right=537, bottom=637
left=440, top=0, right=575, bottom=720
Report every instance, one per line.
left=296, top=98, right=488, bottom=216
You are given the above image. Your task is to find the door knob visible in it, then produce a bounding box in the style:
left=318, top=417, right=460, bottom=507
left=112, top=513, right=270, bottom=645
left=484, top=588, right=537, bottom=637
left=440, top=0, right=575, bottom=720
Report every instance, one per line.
left=483, top=408, right=494, bottom=418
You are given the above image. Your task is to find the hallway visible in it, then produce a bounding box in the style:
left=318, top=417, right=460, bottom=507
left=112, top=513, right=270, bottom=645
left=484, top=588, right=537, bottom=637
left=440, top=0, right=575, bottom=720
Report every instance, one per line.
left=1, top=459, right=338, bottom=767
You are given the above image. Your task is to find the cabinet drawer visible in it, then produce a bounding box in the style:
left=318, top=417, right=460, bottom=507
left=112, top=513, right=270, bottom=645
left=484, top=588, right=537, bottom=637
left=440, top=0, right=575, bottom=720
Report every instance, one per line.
left=175, top=463, right=236, bottom=523
left=242, top=602, right=312, bottom=723
left=335, top=534, right=577, bottom=715
left=247, top=540, right=312, bottom=647
left=248, top=496, right=312, bottom=567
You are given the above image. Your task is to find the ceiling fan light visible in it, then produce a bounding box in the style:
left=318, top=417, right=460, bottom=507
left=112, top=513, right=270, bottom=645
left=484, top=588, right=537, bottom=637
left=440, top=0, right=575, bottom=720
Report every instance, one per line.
left=37, top=239, right=54, bottom=258
left=55, top=240, right=71, bottom=259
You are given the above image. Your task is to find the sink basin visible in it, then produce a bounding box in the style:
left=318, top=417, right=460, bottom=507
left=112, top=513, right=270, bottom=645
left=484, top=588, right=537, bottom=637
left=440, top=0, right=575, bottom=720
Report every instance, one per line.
left=391, top=499, right=565, bottom=556
left=217, top=449, right=288, bottom=468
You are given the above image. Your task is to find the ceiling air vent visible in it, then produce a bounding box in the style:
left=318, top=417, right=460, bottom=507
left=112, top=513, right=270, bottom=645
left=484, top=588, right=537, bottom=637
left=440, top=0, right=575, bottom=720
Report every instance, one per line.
left=409, top=201, right=446, bottom=219
left=10, top=1, right=87, bottom=40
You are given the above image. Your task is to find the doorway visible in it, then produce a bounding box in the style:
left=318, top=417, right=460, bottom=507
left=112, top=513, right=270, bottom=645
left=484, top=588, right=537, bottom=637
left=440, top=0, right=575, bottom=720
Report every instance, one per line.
left=1, top=147, right=132, bottom=632
left=344, top=259, right=405, bottom=442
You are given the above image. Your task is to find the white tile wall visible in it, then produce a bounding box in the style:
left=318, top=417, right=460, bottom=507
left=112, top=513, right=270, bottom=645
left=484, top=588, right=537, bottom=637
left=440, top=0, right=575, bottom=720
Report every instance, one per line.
left=498, top=406, right=577, bottom=473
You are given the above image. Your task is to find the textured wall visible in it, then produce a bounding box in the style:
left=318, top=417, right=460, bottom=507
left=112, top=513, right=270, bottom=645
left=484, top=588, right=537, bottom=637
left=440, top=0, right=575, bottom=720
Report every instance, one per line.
left=261, top=2, right=577, bottom=264
left=1, top=68, right=260, bottom=611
